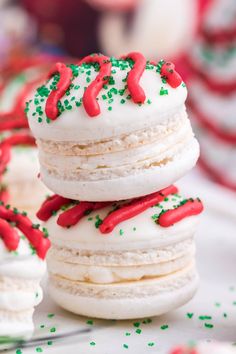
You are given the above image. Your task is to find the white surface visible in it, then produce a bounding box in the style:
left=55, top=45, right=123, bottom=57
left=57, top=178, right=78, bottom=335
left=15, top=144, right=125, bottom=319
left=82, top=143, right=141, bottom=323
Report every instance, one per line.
left=9, top=168, right=236, bottom=353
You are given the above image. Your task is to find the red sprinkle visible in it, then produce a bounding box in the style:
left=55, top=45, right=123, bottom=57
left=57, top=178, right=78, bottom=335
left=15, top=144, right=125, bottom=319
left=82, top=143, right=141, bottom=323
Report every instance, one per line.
left=0, top=205, right=51, bottom=259
left=57, top=201, right=111, bottom=227
left=161, top=62, right=182, bottom=88
left=158, top=199, right=203, bottom=227
left=36, top=195, right=71, bottom=221
left=45, top=63, right=73, bottom=120
left=99, top=185, right=178, bottom=234
left=0, top=218, right=19, bottom=251
left=121, top=52, right=146, bottom=103
left=78, top=54, right=112, bottom=117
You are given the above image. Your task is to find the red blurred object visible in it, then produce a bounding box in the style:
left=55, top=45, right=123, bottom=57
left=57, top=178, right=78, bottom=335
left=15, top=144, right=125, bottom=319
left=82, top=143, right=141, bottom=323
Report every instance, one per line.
left=21, top=0, right=100, bottom=57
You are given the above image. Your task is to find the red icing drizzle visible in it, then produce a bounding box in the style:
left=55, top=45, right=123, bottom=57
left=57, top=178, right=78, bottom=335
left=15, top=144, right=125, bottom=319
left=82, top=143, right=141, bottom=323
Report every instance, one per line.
left=57, top=201, right=112, bottom=228
left=99, top=185, right=178, bottom=234
left=37, top=186, right=203, bottom=234
left=158, top=199, right=203, bottom=227
left=43, top=53, right=182, bottom=119
left=161, top=62, right=182, bottom=88
left=0, top=204, right=50, bottom=259
left=78, top=54, right=112, bottom=117
left=121, top=52, right=146, bottom=103
left=0, top=218, right=19, bottom=251
left=36, top=194, right=71, bottom=221
left=45, top=63, right=73, bottom=120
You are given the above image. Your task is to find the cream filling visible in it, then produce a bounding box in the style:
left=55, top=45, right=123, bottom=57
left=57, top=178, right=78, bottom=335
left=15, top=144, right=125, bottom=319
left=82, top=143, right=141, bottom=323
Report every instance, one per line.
left=49, top=262, right=196, bottom=299
left=37, top=109, right=188, bottom=156
left=39, top=124, right=195, bottom=181
left=48, top=251, right=194, bottom=284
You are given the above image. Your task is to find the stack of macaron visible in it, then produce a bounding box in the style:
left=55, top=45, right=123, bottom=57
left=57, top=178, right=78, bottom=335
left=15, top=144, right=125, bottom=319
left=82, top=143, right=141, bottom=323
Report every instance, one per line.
left=28, top=52, right=203, bottom=319
left=188, top=0, right=236, bottom=191
left=0, top=56, right=54, bottom=215
left=0, top=202, right=50, bottom=339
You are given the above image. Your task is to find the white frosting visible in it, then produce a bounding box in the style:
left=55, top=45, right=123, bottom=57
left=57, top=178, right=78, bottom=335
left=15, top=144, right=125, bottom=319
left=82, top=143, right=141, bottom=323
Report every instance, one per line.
left=27, top=60, right=187, bottom=142
left=203, top=0, right=236, bottom=31
left=45, top=190, right=201, bottom=252
left=0, top=231, right=46, bottom=338
left=190, top=80, right=236, bottom=130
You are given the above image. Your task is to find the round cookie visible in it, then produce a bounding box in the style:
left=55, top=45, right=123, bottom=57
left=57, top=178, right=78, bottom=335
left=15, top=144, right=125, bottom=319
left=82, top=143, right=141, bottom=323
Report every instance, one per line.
left=0, top=203, right=50, bottom=338
left=38, top=186, right=203, bottom=319
left=27, top=53, right=199, bottom=201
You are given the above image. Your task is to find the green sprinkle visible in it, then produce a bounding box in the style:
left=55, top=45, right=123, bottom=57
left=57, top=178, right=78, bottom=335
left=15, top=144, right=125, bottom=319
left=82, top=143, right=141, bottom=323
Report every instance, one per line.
left=120, top=99, right=126, bottom=104
left=136, top=329, right=142, bottom=334
left=215, top=302, right=221, bottom=307
left=133, top=322, right=140, bottom=328
left=186, top=313, right=194, bottom=319
left=16, top=350, right=22, bottom=354
left=95, top=215, right=103, bottom=229
left=47, top=313, right=55, bottom=318
left=50, top=327, right=56, bottom=333
left=47, top=341, right=53, bottom=346
left=36, top=348, right=43, bottom=353
left=223, top=313, right=228, bottom=318
left=119, top=229, right=124, bottom=236
left=147, top=99, right=152, bottom=104
left=123, top=344, right=129, bottom=349
left=204, top=323, right=214, bottom=329
left=108, top=106, right=112, bottom=111
left=160, top=325, right=169, bottom=330
left=160, top=87, right=169, bottom=96
left=148, top=342, right=155, bottom=347
left=86, top=77, right=91, bottom=83
left=87, top=320, right=94, bottom=325
left=40, top=324, right=45, bottom=329
left=90, top=341, right=96, bottom=346
left=143, top=318, right=152, bottom=324
left=133, top=227, right=136, bottom=231
left=199, top=315, right=212, bottom=320
left=125, top=332, right=131, bottom=336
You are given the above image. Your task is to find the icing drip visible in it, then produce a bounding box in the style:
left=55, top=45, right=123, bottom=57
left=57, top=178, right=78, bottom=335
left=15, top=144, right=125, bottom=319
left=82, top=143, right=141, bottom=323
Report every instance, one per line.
left=36, top=195, right=71, bottom=221
left=99, top=185, right=178, bottom=234
left=78, top=54, right=112, bottom=117
left=158, top=199, right=203, bottom=227
left=57, top=201, right=112, bottom=227
left=45, top=63, right=73, bottom=120
left=121, top=52, right=146, bottom=104
left=0, top=204, right=51, bottom=259
left=161, top=62, right=182, bottom=88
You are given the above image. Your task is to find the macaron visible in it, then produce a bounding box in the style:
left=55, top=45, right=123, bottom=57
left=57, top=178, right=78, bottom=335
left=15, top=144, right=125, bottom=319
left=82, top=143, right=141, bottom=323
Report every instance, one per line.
left=37, top=185, right=203, bottom=319
left=0, top=203, right=50, bottom=339
left=27, top=53, right=199, bottom=201
left=0, top=56, right=54, bottom=214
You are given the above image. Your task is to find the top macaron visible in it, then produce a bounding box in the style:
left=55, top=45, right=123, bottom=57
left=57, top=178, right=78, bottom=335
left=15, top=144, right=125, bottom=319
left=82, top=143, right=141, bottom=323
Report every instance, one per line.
left=26, top=53, right=199, bottom=201
left=27, top=52, right=187, bottom=142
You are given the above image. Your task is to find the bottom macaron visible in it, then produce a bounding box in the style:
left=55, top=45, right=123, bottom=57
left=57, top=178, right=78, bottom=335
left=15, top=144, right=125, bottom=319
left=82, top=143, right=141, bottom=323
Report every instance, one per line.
left=38, top=185, right=203, bottom=319
left=49, top=263, right=198, bottom=319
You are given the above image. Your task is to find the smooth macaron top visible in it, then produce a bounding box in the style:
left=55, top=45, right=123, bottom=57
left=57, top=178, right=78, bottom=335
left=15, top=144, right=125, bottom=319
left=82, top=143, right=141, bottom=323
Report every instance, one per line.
left=40, top=187, right=203, bottom=252
left=27, top=52, right=187, bottom=142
